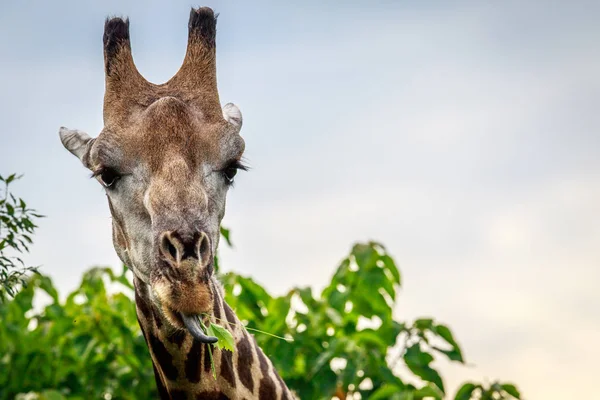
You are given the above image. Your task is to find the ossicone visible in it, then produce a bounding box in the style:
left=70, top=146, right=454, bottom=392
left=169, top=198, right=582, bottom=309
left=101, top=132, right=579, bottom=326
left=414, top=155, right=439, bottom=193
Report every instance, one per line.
left=103, top=17, right=131, bottom=75
left=188, top=7, right=218, bottom=49
left=101, top=8, right=229, bottom=127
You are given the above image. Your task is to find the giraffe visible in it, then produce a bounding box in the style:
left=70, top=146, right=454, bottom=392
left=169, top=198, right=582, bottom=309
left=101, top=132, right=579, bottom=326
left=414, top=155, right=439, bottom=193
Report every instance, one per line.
left=59, top=7, right=294, bottom=400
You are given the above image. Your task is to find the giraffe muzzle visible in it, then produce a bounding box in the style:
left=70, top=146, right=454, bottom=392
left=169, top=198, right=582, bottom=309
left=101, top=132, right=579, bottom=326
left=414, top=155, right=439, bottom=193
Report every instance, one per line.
left=150, top=228, right=219, bottom=337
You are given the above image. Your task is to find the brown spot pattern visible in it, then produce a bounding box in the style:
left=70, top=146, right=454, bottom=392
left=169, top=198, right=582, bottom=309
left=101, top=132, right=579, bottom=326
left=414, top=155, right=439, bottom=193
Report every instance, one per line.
left=256, top=344, right=269, bottom=375
left=152, top=364, right=170, bottom=400
left=152, top=305, right=163, bottom=330
left=277, top=373, right=291, bottom=400
left=258, top=376, right=277, bottom=400
left=220, top=348, right=235, bottom=388
left=135, top=288, right=152, bottom=320
left=212, top=283, right=222, bottom=321
left=224, top=303, right=236, bottom=326
left=170, top=329, right=187, bottom=347
left=185, top=339, right=203, bottom=383
left=256, top=346, right=278, bottom=399
left=148, top=333, right=178, bottom=380
left=236, top=334, right=255, bottom=392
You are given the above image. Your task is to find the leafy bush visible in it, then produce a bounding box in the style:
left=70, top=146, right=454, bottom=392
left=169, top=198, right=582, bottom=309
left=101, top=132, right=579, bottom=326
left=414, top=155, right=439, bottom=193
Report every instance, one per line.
left=0, top=174, right=42, bottom=300
left=0, top=266, right=156, bottom=399
left=222, top=242, right=520, bottom=400
left=0, top=239, right=521, bottom=399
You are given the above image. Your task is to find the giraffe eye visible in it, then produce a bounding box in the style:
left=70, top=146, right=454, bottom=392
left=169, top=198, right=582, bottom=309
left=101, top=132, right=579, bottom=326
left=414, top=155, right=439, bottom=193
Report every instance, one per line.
left=223, top=167, right=238, bottom=183
left=221, top=160, right=248, bottom=185
left=97, top=168, right=120, bottom=188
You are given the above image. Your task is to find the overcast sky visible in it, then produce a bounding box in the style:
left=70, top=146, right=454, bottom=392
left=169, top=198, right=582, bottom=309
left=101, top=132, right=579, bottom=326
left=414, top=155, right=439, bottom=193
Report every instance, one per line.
left=2, top=1, right=599, bottom=398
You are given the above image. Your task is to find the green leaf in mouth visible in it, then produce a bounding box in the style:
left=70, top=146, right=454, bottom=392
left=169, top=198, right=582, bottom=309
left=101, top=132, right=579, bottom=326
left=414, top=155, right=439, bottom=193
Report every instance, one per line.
left=207, top=322, right=236, bottom=352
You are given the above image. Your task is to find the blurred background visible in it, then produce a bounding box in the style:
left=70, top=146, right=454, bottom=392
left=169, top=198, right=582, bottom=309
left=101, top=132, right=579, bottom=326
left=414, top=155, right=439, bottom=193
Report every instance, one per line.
left=1, top=0, right=599, bottom=398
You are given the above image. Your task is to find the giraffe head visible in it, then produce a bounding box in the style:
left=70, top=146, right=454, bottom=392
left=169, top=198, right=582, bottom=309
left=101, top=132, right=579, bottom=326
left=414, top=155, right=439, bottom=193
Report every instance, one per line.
left=60, top=8, right=244, bottom=342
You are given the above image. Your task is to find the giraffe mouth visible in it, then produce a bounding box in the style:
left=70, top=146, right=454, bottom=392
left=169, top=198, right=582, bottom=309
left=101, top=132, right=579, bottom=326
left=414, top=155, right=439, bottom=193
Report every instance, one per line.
left=181, top=312, right=218, bottom=343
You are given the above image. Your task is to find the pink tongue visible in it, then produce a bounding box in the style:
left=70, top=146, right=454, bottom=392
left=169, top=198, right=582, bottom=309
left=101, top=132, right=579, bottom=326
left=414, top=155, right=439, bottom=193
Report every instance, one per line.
left=181, top=313, right=218, bottom=343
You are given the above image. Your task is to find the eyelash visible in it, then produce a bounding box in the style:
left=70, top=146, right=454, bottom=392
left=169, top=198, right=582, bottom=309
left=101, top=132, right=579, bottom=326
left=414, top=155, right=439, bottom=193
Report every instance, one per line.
left=222, top=160, right=249, bottom=185
left=91, top=167, right=121, bottom=189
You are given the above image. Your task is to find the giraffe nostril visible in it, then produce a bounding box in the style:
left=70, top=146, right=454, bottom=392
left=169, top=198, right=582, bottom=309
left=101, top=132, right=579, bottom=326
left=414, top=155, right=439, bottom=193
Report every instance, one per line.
left=199, top=234, right=209, bottom=256
left=198, top=232, right=211, bottom=267
left=160, top=233, right=179, bottom=262
left=167, top=241, right=177, bottom=260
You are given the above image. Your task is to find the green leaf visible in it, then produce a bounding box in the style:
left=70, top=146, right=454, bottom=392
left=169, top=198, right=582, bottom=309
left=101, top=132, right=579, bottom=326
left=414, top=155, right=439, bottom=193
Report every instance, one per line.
left=308, top=348, right=334, bottom=377
left=404, top=344, right=434, bottom=365
left=207, top=323, right=235, bottom=352
left=352, top=329, right=387, bottom=353
left=220, top=226, right=233, bottom=247
left=501, top=383, right=521, bottom=399
left=40, top=390, right=67, bottom=400
left=454, top=383, right=477, bottom=400
left=352, top=243, right=378, bottom=270
left=297, top=287, right=316, bottom=309
left=414, top=383, right=443, bottom=399
left=324, top=307, right=343, bottom=326
left=404, top=344, right=445, bottom=393
left=381, top=254, right=401, bottom=285
left=38, top=275, right=59, bottom=303
left=434, top=324, right=458, bottom=346
left=414, top=318, right=434, bottom=331
left=432, top=346, right=463, bottom=363
left=369, top=383, right=404, bottom=400
left=433, top=324, right=464, bottom=363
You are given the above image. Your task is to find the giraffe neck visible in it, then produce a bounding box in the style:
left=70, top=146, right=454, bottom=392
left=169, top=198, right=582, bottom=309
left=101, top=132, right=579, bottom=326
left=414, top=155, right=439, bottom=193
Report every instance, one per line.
left=134, top=276, right=293, bottom=400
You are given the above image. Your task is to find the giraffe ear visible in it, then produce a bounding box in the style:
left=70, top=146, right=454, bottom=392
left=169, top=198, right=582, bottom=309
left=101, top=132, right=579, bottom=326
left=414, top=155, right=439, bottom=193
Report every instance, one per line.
left=222, top=103, right=242, bottom=132
left=59, top=127, right=93, bottom=163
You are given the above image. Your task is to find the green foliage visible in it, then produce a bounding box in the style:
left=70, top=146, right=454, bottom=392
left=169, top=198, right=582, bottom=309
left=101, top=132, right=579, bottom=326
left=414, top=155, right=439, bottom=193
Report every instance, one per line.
left=0, top=174, right=43, bottom=299
left=454, top=382, right=521, bottom=400
left=221, top=242, right=472, bottom=399
left=0, top=266, right=156, bottom=400
left=0, top=226, right=523, bottom=399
